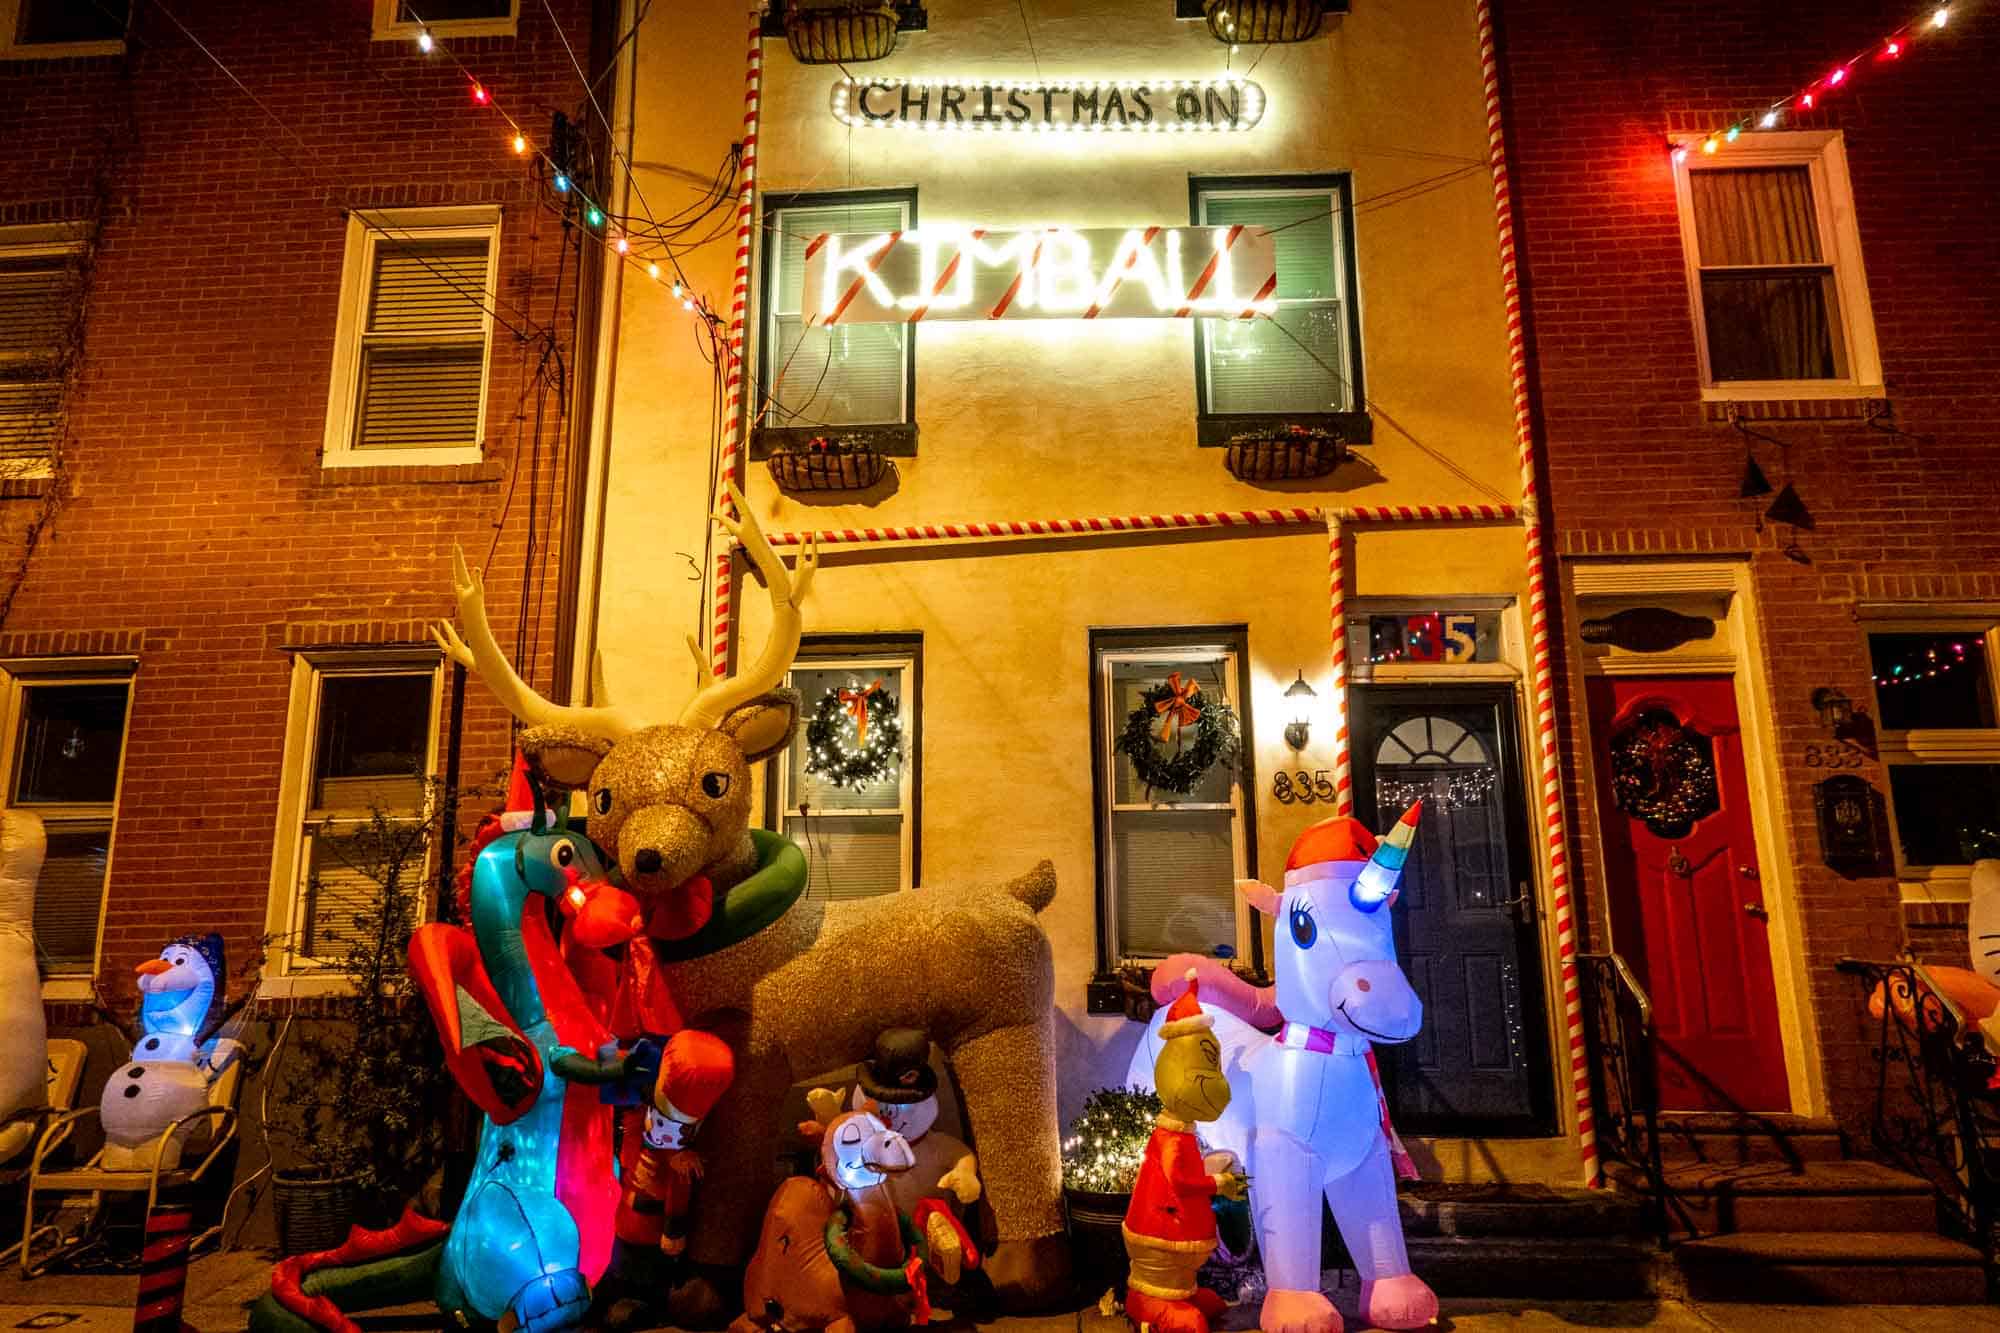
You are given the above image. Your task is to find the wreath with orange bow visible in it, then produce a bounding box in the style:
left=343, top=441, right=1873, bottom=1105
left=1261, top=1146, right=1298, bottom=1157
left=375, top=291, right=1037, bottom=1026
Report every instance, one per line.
left=1118, top=672, right=1241, bottom=797
left=805, top=680, right=903, bottom=790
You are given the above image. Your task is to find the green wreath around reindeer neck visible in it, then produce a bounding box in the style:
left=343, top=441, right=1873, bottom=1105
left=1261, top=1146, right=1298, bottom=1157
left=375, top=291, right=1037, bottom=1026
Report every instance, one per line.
left=804, top=683, right=903, bottom=790
left=1118, top=679, right=1242, bottom=797
left=824, top=1205, right=927, bottom=1292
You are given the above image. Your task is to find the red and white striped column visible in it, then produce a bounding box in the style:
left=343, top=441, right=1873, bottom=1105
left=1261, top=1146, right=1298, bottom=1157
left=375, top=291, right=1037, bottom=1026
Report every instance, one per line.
left=710, top=8, right=764, bottom=679
left=1475, top=0, right=1598, bottom=1186
left=1325, top=513, right=1353, bottom=818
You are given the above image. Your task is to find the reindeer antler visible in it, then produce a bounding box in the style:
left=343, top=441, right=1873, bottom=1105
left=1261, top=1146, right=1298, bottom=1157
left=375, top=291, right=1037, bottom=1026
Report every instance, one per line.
left=432, top=545, right=647, bottom=739
left=679, top=483, right=818, bottom=729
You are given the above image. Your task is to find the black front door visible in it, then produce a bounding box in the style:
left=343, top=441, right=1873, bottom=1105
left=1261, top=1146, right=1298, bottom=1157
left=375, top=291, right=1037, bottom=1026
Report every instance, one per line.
left=1352, top=684, right=1554, bottom=1136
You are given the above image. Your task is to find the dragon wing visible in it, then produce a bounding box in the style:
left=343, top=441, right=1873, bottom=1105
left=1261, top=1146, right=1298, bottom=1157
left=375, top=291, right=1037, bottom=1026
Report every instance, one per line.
left=408, top=923, right=543, bottom=1124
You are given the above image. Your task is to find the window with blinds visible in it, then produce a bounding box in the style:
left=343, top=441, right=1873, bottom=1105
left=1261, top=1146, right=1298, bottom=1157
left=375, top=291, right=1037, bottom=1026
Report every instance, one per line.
left=5, top=676, right=132, bottom=975
left=1094, top=638, right=1253, bottom=964
left=761, top=194, right=913, bottom=429
left=353, top=238, right=491, bottom=451
left=1195, top=180, right=1355, bottom=416
left=293, top=668, right=438, bottom=965
left=0, top=251, right=81, bottom=474
left=1674, top=137, right=1880, bottom=390
left=777, top=653, right=917, bottom=900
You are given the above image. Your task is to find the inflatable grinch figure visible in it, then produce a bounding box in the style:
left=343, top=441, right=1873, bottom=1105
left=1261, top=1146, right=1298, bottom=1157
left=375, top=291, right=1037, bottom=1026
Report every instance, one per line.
left=1123, top=970, right=1246, bottom=1333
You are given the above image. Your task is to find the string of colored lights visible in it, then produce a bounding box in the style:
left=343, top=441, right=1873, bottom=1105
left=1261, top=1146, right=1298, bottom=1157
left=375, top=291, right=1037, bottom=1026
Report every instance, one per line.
left=1871, top=639, right=1978, bottom=688
left=1672, top=3, right=1957, bottom=161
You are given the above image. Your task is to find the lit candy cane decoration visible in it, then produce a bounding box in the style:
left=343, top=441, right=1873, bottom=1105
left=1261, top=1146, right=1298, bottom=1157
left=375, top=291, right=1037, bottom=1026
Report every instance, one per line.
left=1326, top=513, right=1353, bottom=817
left=711, top=7, right=763, bottom=680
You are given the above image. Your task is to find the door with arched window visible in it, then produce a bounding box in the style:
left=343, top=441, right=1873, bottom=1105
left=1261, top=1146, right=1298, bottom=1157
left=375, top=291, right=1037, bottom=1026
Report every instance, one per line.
left=1352, top=684, right=1554, bottom=1135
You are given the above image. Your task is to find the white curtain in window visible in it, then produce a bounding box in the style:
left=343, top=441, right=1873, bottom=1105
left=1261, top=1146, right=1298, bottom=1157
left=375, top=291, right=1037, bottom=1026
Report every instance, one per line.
left=1691, top=166, right=1838, bottom=381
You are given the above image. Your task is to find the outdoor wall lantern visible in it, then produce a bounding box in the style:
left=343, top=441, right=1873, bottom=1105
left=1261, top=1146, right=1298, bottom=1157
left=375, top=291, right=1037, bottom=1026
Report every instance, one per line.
left=1283, top=669, right=1317, bottom=751
left=1811, top=687, right=1854, bottom=732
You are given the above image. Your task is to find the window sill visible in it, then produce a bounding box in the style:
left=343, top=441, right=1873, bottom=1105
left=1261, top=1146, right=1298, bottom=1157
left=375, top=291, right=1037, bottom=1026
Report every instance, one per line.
left=1196, top=411, right=1372, bottom=447
left=0, top=41, right=124, bottom=61
left=1900, top=866, right=1974, bottom=905
left=372, top=19, right=517, bottom=41
left=0, top=475, right=53, bottom=500
left=316, top=457, right=502, bottom=487
left=258, top=972, right=359, bottom=1000
left=750, top=423, right=917, bottom=459
left=1700, top=389, right=1885, bottom=422
left=40, top=976, right=94, bottom=1003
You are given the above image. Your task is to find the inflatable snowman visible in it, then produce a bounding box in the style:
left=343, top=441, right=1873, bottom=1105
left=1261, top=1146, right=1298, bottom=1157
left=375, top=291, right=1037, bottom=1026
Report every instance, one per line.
left=100, top=934, right=239, bottom=1170
left=0, top=810, right=49, bottom=1163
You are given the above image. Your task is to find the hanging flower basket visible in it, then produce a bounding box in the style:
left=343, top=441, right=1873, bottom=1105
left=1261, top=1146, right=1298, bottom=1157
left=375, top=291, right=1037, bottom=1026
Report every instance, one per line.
left=785, top=2, right=901, bottom=65
left=768, top=435, right=890, bottom=493
left=1223, top=424, right=1347, bottom=482
left=1203, top=0, right=1324, bottom=45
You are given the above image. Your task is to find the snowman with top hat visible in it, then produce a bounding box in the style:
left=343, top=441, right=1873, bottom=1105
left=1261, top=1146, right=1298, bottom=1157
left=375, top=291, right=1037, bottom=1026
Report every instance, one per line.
left=100, top=933, right=241, bottom=1170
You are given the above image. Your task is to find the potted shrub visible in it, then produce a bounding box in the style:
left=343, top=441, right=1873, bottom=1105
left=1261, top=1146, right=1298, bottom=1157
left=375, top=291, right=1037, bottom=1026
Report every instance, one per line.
left=1224, top=422, right=1349, bottom=482
left=265, top=797, right=454, bottom=1256
left=767, top=432, right=890, bottom=493
left=784, top=1, right=901, bottom=65
left=1061, top=1085, right=1163, bottom=1289
left=1203, top=0, right=1325, bottom=45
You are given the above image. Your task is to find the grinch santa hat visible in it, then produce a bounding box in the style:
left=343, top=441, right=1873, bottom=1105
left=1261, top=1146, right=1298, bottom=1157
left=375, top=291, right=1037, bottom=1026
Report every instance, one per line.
left=1159, top=968, right=1214, bottom=1040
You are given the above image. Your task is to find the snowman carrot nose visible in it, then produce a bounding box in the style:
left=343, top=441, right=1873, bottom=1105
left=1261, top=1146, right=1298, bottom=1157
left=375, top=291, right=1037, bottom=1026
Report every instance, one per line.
left=135, top=958, right=174, bottom=976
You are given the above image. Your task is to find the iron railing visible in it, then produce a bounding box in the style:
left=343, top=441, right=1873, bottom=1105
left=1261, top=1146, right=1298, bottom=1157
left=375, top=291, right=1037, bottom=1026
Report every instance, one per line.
left=1577, top=951, right=1674, bottom=1238
left=1838, top=956, right=2000, bottom=1288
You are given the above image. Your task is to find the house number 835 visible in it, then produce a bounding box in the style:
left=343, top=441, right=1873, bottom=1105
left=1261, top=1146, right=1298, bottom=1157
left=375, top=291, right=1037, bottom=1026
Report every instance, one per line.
left=1273, top=770, right=1337, bottom=804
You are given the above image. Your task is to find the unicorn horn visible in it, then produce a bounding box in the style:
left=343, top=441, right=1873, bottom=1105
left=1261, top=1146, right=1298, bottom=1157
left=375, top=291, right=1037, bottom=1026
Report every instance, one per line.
left=1352, top=800, right=1422, bottom=910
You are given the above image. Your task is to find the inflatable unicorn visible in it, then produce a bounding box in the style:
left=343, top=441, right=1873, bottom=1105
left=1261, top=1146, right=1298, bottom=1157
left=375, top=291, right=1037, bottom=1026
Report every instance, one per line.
left=1128, top=803, right=1436, bottom=1333
left=101, top=934, right=241, bottom=1170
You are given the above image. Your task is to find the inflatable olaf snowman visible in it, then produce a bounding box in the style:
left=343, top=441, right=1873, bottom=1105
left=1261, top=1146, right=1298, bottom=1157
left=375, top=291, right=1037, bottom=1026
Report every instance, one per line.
left=100, top=934, right=239, bottom=1170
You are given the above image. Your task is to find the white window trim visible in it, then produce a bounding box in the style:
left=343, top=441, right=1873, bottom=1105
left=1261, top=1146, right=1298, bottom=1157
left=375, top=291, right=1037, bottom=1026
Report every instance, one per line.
left=321, top=206, right=501, bottom=470
left=1671, top=130, right=1882, bottom=401
left=1195, top=183, right=1353, bottom=415
left=0, top=222, right=91, bottom=481
left=1097, top=645, right=1253, bottom=966
left=760, top=194, right=913, bottom=430
left=260, top=650, right=443, bottom=996
left=1863, top=615, right=2000, bottom=899
left=0, top=0, right=126, bottom=60
left=0, top=660, right=137, bottom=997
left=777, top=651, right=917, bottom=896
left=371, top=0, right=518, bottom=41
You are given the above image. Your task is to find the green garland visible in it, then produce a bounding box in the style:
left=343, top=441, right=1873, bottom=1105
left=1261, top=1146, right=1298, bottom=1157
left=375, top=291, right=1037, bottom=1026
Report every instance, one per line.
left=1117, top=680, right=1240, bottom=797
left=824, top=1205, right=927, bottom=1292
left=804, top=682, right=903, bottom=790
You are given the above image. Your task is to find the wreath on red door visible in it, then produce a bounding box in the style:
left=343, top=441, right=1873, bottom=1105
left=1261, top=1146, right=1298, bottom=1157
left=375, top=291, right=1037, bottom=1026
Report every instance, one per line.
left=1608, top=708, right=1719, bottom=839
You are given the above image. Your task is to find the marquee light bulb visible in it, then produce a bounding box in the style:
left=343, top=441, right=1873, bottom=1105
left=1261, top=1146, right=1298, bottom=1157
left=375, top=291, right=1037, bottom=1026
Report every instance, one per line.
left=417, top=29, right=433, bottom=53
left=1798, top=91, right=1815, bottom=109
left=1671, top=146, right=1688, bottom=163
left=1827, top=66, right=1847, bottom=86
left=671, top=281, right=682, bottom=297
left=1725, top=125, right=1741, bottom=142
left=586, top=206, right=604, bottom=227
left=1885, top=39, right=1902, bottom=56
left=1760, top=110, right=1779, bottom=128
left=512, top=133, right=527, bottom=154
left=1700, top=136, right=1719, bottom=154
left=1932, top=5, right=1949, bottom=28
left=647, top=262, right=660, bottom=279
left=472, top=83, right=489, bottom=105
left=614, top=237, right=629, bottom=254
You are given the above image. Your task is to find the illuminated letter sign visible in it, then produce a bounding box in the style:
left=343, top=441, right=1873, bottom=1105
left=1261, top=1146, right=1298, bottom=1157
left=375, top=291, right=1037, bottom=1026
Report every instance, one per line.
left=832, top=78, right=1266, bottom=135
left=801, top=225, right=1278, bottom=325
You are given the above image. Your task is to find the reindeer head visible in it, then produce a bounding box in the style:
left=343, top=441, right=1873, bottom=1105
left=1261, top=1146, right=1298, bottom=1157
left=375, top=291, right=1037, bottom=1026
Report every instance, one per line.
left=434, top=485, right=819, bottom=939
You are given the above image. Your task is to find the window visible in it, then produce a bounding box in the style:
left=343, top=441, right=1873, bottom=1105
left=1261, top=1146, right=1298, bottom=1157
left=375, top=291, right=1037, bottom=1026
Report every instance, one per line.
left=1, top=0, right=128, bottom=58
left=1193, top=175, right=1360, bottom=423
left=775, top=643, right=919, bottom=899
left=759, top=191, right=914, bottom=432
left=1869, top=623, right=2000, bottom=876
left=322, top=208, right=499, bottom=467
left=1, top=666, right=133, bottom=977
left=1092, top=631, right=1256, bottom=966
left=269, top=657, right=441, bottom=973
left=372, top=0, right=517, bottom=40
left=1673, top=132, right=1880, bottom=396
left=0, top=228, right=86, bottom=476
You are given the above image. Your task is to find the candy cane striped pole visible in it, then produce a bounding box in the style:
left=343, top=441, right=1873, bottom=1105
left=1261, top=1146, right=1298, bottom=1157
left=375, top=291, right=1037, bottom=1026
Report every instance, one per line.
left=1475, top=0, right=1598, bottom=1187
left=710, top=9, right=763, bottom=680
left=761, top=504, right=1515, bottom=548
left=1326, top=513, right=1353, bottom=817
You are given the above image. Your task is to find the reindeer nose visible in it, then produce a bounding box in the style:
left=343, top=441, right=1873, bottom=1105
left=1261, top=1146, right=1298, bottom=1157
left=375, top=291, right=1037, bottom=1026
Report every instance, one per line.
left=634, top=848, right=663, bottom=875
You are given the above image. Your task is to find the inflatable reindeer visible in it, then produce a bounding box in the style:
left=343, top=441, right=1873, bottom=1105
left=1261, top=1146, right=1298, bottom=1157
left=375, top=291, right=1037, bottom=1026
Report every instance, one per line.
left=1128, top=804, right=1438, bottom=1333
left=434, top=485, right=1068, bottom=1314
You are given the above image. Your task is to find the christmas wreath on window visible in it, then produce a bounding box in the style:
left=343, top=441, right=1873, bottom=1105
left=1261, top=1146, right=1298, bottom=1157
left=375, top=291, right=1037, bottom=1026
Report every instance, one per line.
left=1117, top=672, right=1241, bottom=797
left=804, top=680, right=903, bottom=790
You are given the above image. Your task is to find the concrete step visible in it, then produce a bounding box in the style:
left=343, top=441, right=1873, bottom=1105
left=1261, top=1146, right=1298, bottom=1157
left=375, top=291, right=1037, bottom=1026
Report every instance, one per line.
left=1673, top=1231, right=1989, bottom=1304
left=1399, top=1181, right=1647, bottom=1238
left=1606, top=1159, right=1941, bottom=1236
left=1406, top=1234, right=1659, bottom=1300
left=1651, top=1112, right=1847, bottom=1165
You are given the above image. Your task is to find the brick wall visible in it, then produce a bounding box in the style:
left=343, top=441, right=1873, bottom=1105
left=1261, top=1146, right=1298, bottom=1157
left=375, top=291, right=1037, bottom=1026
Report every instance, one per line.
left=1499, top=0, right=2000, bottom=1128
left=0, top=0, right=597, bottom=1008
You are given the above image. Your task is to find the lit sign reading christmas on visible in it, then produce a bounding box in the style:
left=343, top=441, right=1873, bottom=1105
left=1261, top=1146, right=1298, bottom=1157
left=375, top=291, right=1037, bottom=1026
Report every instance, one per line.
left=801, top=224, right=1279, bottom=325
left=830, top=77, right=1267, bottom=135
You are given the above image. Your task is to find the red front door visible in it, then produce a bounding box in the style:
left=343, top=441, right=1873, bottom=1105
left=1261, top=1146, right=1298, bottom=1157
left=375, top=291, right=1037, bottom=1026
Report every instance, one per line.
left=1586, top=675, right=1788, bottom=1112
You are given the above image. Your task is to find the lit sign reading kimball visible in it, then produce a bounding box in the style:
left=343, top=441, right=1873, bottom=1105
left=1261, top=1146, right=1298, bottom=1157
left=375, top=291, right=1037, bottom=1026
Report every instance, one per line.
left=801, top=225, right=1278, bottom=325
left=830, top=77, right=1267, bottom=135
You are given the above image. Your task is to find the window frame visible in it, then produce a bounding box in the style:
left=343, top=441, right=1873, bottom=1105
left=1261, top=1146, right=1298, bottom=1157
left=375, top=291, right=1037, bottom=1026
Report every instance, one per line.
left=1189, top=172, right=1367, bottom=444
left=1089, top=626, right=1261, bottom=975
left=262, top=649, right=444, bottom=991
left=770, top=636, right=921, bottom=898
left=1863, top=613, right=2000, bottom=891
left=321, top=206, right=501, bottom=469
left=753, top=188, right=919, bottom=454
left=1671, top=131, right=1882, bottom=401
left=0, top=222, right=90, bottom=479
left=0, top=0, right=128, bottom=60
left=0, top=657, right=137, bottom=994
left=371, top=0, right=518, bottom=41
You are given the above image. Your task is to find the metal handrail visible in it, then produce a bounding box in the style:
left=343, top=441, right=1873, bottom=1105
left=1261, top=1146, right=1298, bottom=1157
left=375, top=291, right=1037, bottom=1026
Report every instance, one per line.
left=1577, top=950, right=1672, bottom=1239
left=1604, top=950, right=1653, bottom=1031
